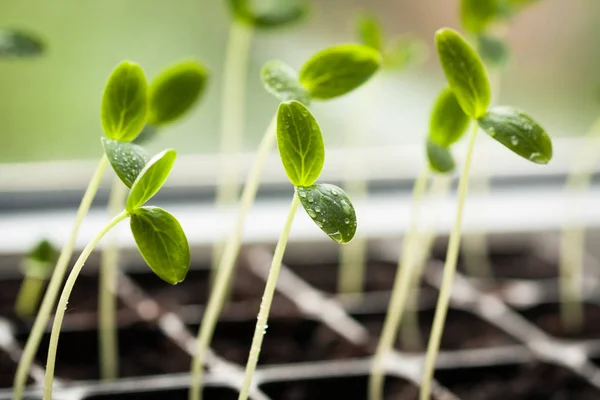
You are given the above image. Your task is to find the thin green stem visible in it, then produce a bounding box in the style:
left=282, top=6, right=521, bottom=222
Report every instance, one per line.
left=420, top=122, right=479, bottom=400
left=369, top=167, right=431, bottom=400
left=338, top=78, right=379, bottom=295
left=15, top=276, right=46, bottom=318
left=238, top=193, right=300, bottom=400
left=99, top=177, right=128, bottom=381
left=211, top=21, right=254, bottom=281
left=190, top=116, right=277, bottom=400
left=44, top=211, right=129, bottom=400
left=13, top=155, right=109, bottom=400
left=559, top=115, right=600, bottom=331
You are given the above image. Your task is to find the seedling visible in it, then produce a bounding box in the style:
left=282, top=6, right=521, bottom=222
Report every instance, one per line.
left=41, top=60, right=191, bottom=400
left=98, top=59, right=208, bottom=381
left=336, top=10, right=428, bottom=297
left=190, top=43, right=380, bottom=400
left=238, top=100, right=357, bottom=400
left=14, top=239, right=57, bottom=317
left=419, top=27, right=552, bottom=400
left=0, top=28, right=45, bottom=57
left=369, top=87, right=470, bottom=400
left=210, top=0, right=309, bottom=281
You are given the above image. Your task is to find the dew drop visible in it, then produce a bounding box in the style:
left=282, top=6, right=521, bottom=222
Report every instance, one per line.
left=298, top=191, right=306, bottom=198
left=340, top=200, right=352, bottom=215
left=307, top=208, right=317, bottom=218
left=308, top=195, right=314, bottom=203
left=316, top=220, right=323, bottom=228
left=331, top=189, right=338, bottom=196
left=510, top=136, right=519, bottom=146
left=344, top=218, right=350, bottom=224
left=315, top=206, right=321, bottom=213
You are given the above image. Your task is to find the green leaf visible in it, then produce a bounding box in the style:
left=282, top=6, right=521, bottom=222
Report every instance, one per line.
left=126, top=149, right=177, bottom=212
left=477, top=106, right=552, bottom=164
left=101, top=137, right=149, bottom=188
left=22, top=239, right=57, bottom=278
left=299, top=44, right=381, bottom=100
left=101, top=61, right=148, bottom=142
left=477, top=35, right=509, bottom=68
left=276, top=101, right=324, bottom=186
left=0, top=29, right=45, bottom=58
left=435, top=28, right=491, bottom=119
left=429, top=87, right=471, bottom=147
left=460, top=0, right=498, bottom=33
left=261, top=60, right=311, bottom=105
left=148, top=60, right=209, bottom=126
left=497, top=0, right=542, bottom=18
left=296, top=184, right=357, bottom=244
left=383, top=35, right=428, bottom=71
left=228, top=0, right=308, bottom=29
left=356, top=11, right=383, bottom=51
left=130, top=206, right=190, bottom=284
left=426, top=139, right=456, bottom=174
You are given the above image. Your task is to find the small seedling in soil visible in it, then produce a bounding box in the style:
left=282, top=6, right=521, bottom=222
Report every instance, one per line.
left=369, top=86, right=470, bottom=400
left=190, top=42, right=380, bottom=400
left=98, top=59, right=208, bottom=381
left=210, top=0, right=309, bottom=284
left=418, top=27, right=552, bottom=400
left=238, top=100, right=357, bottom=400
left=42, top=60, right=191, bottom=400
left=0, top=28, right=45, bottom=57
left=336, top=10, right=429, bottom=298
left=14, top=239, right=57, bottom=318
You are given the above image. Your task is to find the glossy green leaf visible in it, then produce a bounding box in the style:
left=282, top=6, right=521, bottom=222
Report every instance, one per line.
left=130, top=206, right=190, bottom=284
left=460, top=0, right=498, bottom=33
left=477, top=106, right=552, bottom=164
left=426, top=139, right=456, bottom=174
left=21, top=239, right=56, bottom=278
left=133, top=124, right=159, bottom=145
left=101, top=61, right=148, bottom=142
left=383, top=35, right=428, bottom=71
left=299, top=44, right=381, bottom=99
left=429, top=88, right=470, bottom=147
left=477, top=35, right=509, bottom=68
left=261, top=60, right=311, bottom=105
left=126, top=149, right=177, bottom=212
left=296, top=184, right=357, bottom=244
left=148, top=60, right=208, bottom=125
left=356, top=11, right=383, bottom=51
left=276, top=101, right=324, bottom=187
left=0, top=29, right=45, bottom=57
left=228, top=0, right=308, bottom=29
left=435, top=28, right=491, bottom=119
left=101, top=137, right=149, bottom=188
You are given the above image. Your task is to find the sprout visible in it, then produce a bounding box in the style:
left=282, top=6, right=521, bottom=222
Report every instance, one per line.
left=15, top=240, right=57, bottom=318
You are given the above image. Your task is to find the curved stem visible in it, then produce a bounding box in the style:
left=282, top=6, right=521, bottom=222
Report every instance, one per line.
left=13, top=155, right=109, bottom=400
left=420, top=122, right=479, bottom=400
left=190, top=116, right=277, bottom=400
left=238, top=193, right=300, bottom=400
left=211, top=21, right=254, bottom=279
left=559, top=115, right=600, bottom=331
left=369, top=167, right=431, bottom=400
left=44, top=211, right=129, bottom=400
left=99, top=177, right=128, bottom=380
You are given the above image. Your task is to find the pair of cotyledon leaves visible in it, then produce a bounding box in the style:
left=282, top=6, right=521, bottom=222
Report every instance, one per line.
left=99, top=60, right=208, bottom=284
left=426, top=28, right=552, bottom=174
left=261, top=43, right=381, bottom=244
left=355, top=11, right=427, bottom=72
left=228, top=0, right=308, bottom=29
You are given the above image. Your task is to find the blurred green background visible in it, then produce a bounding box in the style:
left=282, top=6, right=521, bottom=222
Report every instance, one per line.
left=0, top=0, right=599, bottom=163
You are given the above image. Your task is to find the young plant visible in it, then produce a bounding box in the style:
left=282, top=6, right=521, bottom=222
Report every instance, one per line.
left=14, top=239, right=57, bottom=317
left=336, top=10, right=428, bottom=297
left=190, top=43, right=381, bottom=400
left=0, top=28, right=45, bottom=57
left=369, top=87, right=470, bottom=400
left=419, top=27, right=552, bottom=400
left=99, top=59, right=208, bottom=381
left=210, top=0, right=309, bottom=281
left=42, top=61, right=191, bottom=398
left=238, top=100, right=357, bottom=400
